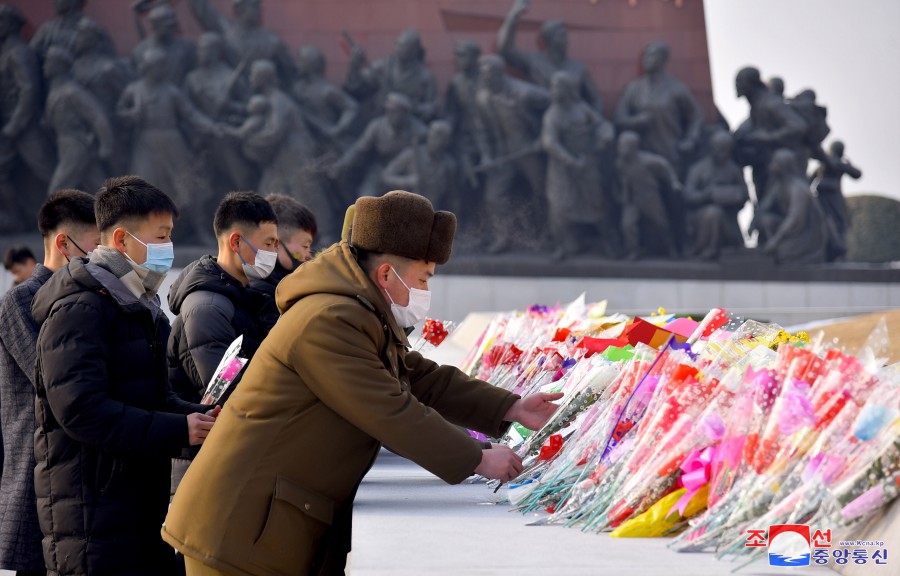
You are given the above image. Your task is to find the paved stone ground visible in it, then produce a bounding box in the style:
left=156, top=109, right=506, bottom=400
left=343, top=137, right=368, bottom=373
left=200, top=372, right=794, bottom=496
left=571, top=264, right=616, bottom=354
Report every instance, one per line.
left=350, top=450, right=842, bottom=576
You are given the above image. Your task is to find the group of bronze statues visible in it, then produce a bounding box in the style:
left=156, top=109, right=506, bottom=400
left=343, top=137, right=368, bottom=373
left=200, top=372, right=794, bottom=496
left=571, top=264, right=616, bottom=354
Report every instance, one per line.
left=0, top=0, right=862, bottom=262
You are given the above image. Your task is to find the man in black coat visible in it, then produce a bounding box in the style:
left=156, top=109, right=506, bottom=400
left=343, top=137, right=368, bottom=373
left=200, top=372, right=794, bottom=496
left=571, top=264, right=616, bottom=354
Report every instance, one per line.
left=167, top=191, right=279, bottom=406
left=247, top=193, right=317, bottom=332
left=31, top=176, right=218, bottom=576
left=0, top=189, right=98, bottom=576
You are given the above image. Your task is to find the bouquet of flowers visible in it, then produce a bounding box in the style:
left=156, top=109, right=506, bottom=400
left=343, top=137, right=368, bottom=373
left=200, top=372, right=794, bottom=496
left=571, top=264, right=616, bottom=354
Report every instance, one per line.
left=202, top=335, right=248, bottom=405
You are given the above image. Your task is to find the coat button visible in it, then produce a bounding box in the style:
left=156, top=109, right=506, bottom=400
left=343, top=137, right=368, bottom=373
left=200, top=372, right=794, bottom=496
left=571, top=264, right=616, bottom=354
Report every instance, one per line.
left=305, top=503, right=311, bottom=511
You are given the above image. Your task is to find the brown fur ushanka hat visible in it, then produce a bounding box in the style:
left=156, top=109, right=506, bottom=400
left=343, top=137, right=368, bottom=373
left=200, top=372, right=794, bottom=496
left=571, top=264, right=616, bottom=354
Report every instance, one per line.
left=350, top=190, right=457, bottom=264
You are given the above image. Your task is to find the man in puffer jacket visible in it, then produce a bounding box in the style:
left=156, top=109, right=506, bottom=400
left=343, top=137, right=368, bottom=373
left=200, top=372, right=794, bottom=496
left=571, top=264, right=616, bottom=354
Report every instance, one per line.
left=167, top=192, right=277, bottom=491
left=167, top=191, right=278, bottom=406
left=31, top=175, right=218, bottom=576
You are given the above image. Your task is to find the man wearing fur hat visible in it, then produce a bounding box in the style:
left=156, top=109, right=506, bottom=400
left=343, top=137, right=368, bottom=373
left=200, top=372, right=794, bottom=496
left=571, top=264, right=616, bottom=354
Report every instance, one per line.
left=163, top=190, right=562, bottom=575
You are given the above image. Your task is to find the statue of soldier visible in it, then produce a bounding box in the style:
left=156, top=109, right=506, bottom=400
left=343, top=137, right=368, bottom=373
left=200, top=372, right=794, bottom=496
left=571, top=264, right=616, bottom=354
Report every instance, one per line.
left=0, top=4, right=55, bottom=230
left=117, top=47, right=219, bottom=241
left=682, top=131, right=749, bottom=260
left=541, top=70, right=615, bottom=259
left=616, top=131, right=682, bottom=260
left=751, top=148, right=827, bottom=264
left=72, top=17, right=134, bottom=174
left=132, top=4, right=197, bottom=86
left=30, top=0, right=94, bottom=60
left=293, top=45, right=358, bottom=154
left=187, top=0, right=299, bottom=88
left=72, top=17, right=134, bottom=116
left=497, top=0, right=603, bottom=112
left=443, top=39, right=482, bottom=221
left=474, top=53, right=549, bottom=254
left=810, top=140, right=862, bottom=260
left=613, top=41, right=704, bottom=179
left=330, top=92, right=426, bottom=202
left=184, top=32, right=256, bottom=192
left=732, top=66, right=806, bottom=204
left=344, top=28, right=438, bottom=123
left=382, top=120, right=458, bottom=212
left=232, top=59, right=340, bottom=243
left=42, top=46, right=113, bottom=195
left=768, top=76, right=785, bottom=99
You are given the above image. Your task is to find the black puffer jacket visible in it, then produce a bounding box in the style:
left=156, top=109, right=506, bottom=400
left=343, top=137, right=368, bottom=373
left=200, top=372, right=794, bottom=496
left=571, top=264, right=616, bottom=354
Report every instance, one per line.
left=248, top=258, right=297, bottom=332
left=31, top=257, right=205, bottom=576
left=167, top=256, right=273, bottom=404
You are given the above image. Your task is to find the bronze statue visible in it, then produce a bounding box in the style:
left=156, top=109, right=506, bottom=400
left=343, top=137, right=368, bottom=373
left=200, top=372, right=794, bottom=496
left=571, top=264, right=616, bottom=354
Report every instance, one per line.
left=42, top=46, right=113, bottom=195
left=0, top=3, right=54, bottom=228
left=344, top=28, right=438, bottom=123
left=733, top=66, right=806, bottom=203
left=768, top=76, right=785, bottom=99
left=117, top=47, right=218, bottom=240
left=132, top=4, right=197, bottom=85
left=329, top=91, right=426, bottom=201
left=228, top=59, right=339, bottom=241
left=682, top=131, right=749, bottom=260
left=789, top=88, right=832, bottom=170
left=752, top=148, right=827, bottom=264
left=187, top=0, right=299, bottom=87
left=474, top=53, right=549, bottom=254
left=72, top=17, right=134, bottom=116
left=382, top=119, right=458, bottom=211
left=497, top=0, right=602, bottom=111
left=72, top=16, right=134, bottom=174
left=30, top=0, right=92, bottom=60
left=185, top=32, right=256, bottom=192
left=613, top=41, right=703, bottom=178
left=616, top=131, right=681, bottom=260
left=541, top=70, right=615, bottom=259
left=293, top=45, right=358, bottom=154
left=444, top=39, right=482, bottom=216
left=811, top=140, right=862, bottom=260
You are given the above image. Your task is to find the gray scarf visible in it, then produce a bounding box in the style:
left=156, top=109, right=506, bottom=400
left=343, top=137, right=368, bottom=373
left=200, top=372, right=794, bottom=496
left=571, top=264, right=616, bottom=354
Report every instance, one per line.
left=89, top=245, right=166, bottom=305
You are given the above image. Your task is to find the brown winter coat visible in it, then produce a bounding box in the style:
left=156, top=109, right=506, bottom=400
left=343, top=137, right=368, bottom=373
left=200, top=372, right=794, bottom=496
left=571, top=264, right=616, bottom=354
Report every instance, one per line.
left=161, top=241, right=518, bottom=575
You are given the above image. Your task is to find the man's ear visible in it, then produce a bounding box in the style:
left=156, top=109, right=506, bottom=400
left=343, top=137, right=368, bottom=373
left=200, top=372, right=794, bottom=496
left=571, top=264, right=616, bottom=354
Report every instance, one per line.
left=112, top=228, right=127, bottom=253
left=53, top=232, right=68, bottom=256
left=229, top=231, right=242, bottom=253
left=375, top=262, right=392, bottom=289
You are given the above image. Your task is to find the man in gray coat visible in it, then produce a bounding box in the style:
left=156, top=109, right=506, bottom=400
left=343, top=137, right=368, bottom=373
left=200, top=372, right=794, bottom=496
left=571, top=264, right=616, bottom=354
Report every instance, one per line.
left=0, top=189, right=99, bottom=576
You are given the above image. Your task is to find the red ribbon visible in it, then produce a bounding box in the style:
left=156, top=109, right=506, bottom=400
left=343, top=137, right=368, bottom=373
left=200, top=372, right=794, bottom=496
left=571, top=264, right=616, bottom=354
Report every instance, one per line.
left=538, top=434, right=564, bottom=461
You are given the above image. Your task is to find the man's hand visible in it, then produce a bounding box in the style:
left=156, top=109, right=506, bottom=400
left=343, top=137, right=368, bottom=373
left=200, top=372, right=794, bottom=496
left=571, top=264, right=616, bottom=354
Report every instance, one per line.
left=206, top=405, right=222, bottom=418
left=504, top=392, right=564, bottom=431
left=187, top=412, right=217, bottom=445
left=474, top=444, right=523, bottom=482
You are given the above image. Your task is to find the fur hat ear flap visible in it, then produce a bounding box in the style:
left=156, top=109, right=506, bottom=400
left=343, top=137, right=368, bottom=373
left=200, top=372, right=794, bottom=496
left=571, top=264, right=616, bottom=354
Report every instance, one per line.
left=341, top=205, right=355, bottom=241
left=426, top=211, right=456, bottom=264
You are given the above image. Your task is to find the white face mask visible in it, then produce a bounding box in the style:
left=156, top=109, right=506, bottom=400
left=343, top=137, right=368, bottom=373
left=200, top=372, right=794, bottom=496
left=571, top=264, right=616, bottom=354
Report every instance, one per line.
left=385, top=265, right=431, bottom=328
left=239, top=235, right=277, bottom=280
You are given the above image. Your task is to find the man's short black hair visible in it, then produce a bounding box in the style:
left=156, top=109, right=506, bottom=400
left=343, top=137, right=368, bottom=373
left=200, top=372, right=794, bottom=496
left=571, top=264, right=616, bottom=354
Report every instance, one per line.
left=213, top=191, right=277, bottom=237
left=95, top=175, right=179, bottom=233
left=265, top=194, right=317, bottom=238
left=37, top=188, right=96, bottom=238
left=3, top=245, right=35, bottom=271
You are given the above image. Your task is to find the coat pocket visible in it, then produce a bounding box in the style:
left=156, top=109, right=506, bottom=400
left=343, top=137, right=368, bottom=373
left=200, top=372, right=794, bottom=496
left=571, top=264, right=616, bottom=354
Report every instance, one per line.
left=250, top=475, right=335, bottom=574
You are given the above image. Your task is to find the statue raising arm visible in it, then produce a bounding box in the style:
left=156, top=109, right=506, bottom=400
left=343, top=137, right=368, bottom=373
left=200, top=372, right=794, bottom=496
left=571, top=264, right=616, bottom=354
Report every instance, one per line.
left=497, top=0, right=533, bottom=76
